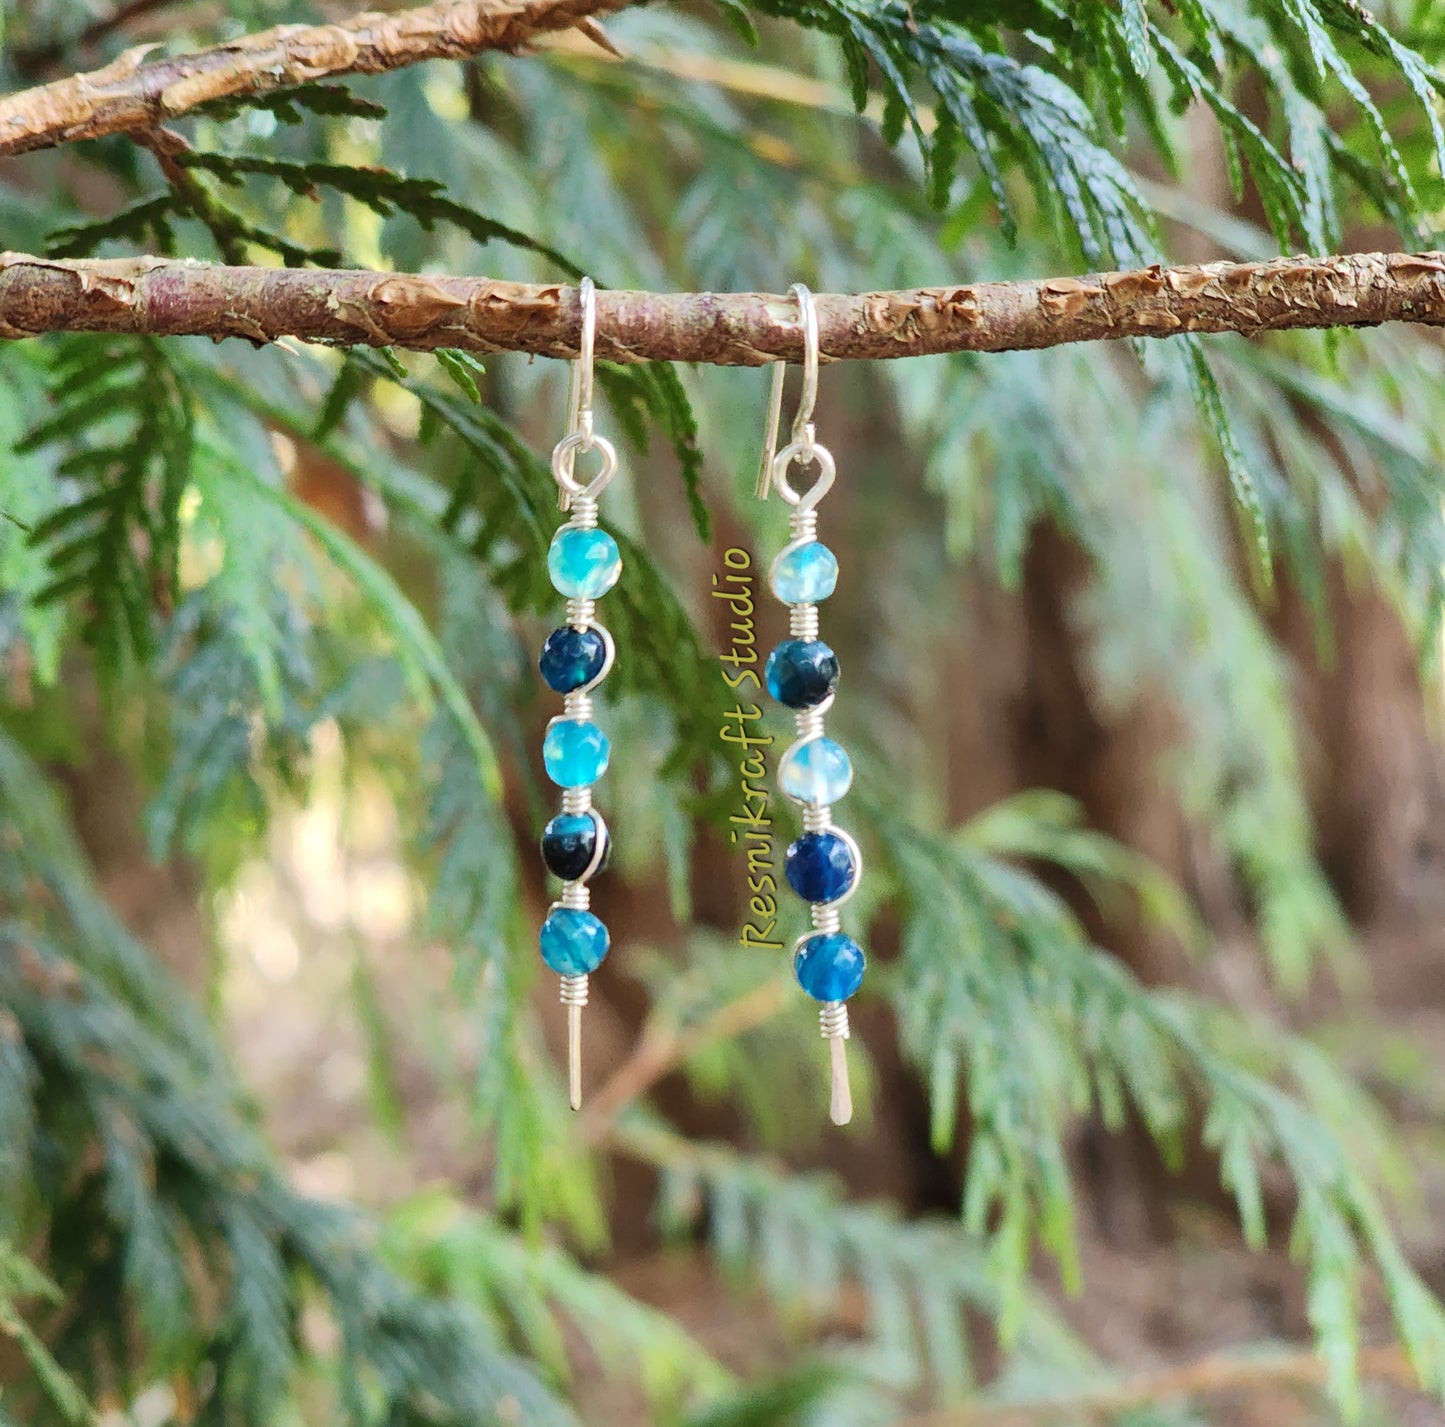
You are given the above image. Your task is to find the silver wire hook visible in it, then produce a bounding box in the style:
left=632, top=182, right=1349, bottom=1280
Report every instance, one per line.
left=557, top=277, right=597, bottom=511
left=756, top=282, right=820, bottom=501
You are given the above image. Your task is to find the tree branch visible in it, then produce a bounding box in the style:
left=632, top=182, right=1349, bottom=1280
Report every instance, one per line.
left=579, top=978, right=788, bottom=1144
left=0, top=250, right=1444, bottom=363
left=0, top=0, right=631, bottom=157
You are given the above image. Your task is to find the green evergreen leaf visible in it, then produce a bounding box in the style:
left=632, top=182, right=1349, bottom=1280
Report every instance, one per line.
left=21, top=338, right=194, bottom=676
left=436, top=349, right=487, bottom=406
left=238, top=466, right=502, bottom=803
left=1180, top=337, right=1272, bottom=582
left=176, top=151, right=583, bottom=274
left=883, top=805, right=1445, bottom=1401
left=0, top=1242, right=93, bottom=1425
left=197, top=81, right=389, bottom=126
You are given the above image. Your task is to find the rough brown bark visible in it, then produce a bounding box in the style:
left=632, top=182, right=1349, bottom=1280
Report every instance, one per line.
left=0, top=0, right=631, bottom=157
left=1, top=249, right=1445, bottom=361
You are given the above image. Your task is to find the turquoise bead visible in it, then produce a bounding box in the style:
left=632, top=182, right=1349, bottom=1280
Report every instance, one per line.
left=780, top=737, right=853, bottom=805
left=548, top=527, right=621, bottom=598
left=793, top=932, right=865, bottom=1002
left=540, top=907, right=610, bottom=975
left=543, top=719, right=610, bottom=787
left=771, top=542, right=838, bottom=604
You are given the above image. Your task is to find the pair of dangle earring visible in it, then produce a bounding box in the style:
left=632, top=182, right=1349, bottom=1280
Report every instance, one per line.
left=536, top=277, right=620, bottom=1111
left=533, top=280, right=866, bottom=1126
left=758, top=283, right=866, bottom=1126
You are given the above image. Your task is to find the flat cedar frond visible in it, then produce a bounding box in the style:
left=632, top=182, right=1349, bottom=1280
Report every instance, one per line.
left=619, top=1117, right=1204, bottom=1423
left=0, top=1242, right=92, bottom=1425
left=176, top=151, right=582, bottom=274
left=196, top=82, right=390, bottom=126
left=739, top=0, right=1441, bottom=255
left=0, top=732, right=576, bottom=1427
left=883, top=811, right=1445, bottom=1412
left=21, top=337, right=192, bottom=675
left=384, top=1187, right=731, bottom=1406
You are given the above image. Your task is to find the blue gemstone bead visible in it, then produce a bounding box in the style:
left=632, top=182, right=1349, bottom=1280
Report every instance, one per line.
left=539, top=626, right=606, bottom=693
left=548, top=527, right=621, bottom=599
left=765, top=640, right=839, bottom=709
left=785, top=831, right=857, bottom=903
left=780, top=737, right=853, bottom=805
left=539, top=907, right=610, bottom=975
left=793, top=932, right=866, bottom=1002
left=771, top=542, right=839, bottom=604
left=542, top=719, right=610, bottom=788
left=541, top=812, right=609, bottom=881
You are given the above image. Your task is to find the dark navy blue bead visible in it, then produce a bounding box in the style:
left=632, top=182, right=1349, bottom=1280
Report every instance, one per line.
left=541, top=812, right=609, bottom=881
left=765, top=639, right=839, bottom=709
left=785, top=831, right=856, bottom=903
left=793, top=933, right=866, bottom=1002
left=539, top=626, right=606, bottom=693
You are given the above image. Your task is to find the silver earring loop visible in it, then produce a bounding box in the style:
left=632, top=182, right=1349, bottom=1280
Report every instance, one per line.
left=556, top=277, right=614, bottom=509
left=756, top=283, right=825, bottom=503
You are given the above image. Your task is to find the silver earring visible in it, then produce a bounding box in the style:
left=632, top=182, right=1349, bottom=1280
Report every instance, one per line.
left=758, top=284, right=864, bottom=1126
left=535, top=277, right=620, bottom=1111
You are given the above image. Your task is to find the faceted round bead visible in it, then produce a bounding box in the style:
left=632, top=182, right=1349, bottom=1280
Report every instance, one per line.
left=539, top=626, right=606, bottom=693
left=793, top=932, right=866, bottom=1002
left=785, top=831, right=857, bottom=903
left=539, top=907, right=610, bottom=975
left=771, top=542, right=839, bottom=605
left=541, top=812, right=609, bottom=881
left=765, top=640, right=839, bottom=709
left=780, top=737, right=853, bottom=805
left=542, top=719, right=610, bottom=788
left=548, top=527, right=621, bottom=599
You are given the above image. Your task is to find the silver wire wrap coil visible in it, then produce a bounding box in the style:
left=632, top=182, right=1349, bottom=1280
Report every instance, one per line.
left=559, top=882, right=591, bottom=910
left=819, top=1001, right=850, bottom=1039
left=566, top=495, right=599, bottom=531
left=810, top=904, right=842, bottom=935
left=790, top=602, right=820, bottom=641
left=559, top=973, right=589, bottom=1007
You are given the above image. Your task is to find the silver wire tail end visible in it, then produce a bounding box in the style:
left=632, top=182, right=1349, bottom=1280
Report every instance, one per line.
left=828, top=1035, right=852, bottom=1126
left=568, top=1003, right=582, bottom=1111
left=821, top=1000, right=852, bottom=1126
left=560, top=974, right=590, bottom=1111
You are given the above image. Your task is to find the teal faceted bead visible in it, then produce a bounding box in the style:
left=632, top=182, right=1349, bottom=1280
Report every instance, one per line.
left=539, top=907, right=610, bottom=975
left=543, top=719, right=610, bottom=788
left=766, top=640, right=838, bottom=709
left=785, top=831, right=856, bottom=903
left=793, top=932, right=865, bottom=1002
left=780, top=737, right=853, bottom=805
left=548, top=527, right=621, bottom=598
left=771, top=541, right=839, bottom=604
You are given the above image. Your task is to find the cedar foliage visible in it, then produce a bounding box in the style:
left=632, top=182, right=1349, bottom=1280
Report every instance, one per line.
left=2, top=0, right=1445, bottom=1423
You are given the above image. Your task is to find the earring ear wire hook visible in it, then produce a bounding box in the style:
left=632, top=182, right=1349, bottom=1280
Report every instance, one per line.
left=558, top=277, right=598, bottom=512
left=756, top=282, right=820, bottom=500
